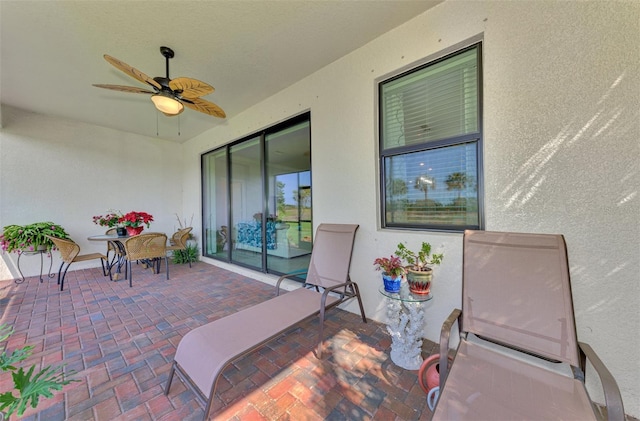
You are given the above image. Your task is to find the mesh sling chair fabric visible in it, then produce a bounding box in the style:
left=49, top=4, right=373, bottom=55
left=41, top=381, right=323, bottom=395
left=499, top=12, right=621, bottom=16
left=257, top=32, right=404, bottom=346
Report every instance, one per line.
left=431, top=230, right=624, bottom=421
left=45, top=235, right=107, bottom=291
left=123, top=232, right=169, bottom=287
left=166, top=227, right=193, bottom=267
left=164, top=223, right=367, bottom=421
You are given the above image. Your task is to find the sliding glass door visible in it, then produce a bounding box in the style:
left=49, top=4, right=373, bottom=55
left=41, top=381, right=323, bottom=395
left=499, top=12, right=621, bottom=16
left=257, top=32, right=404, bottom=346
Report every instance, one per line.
left=202, top=113, right=311, bottom=276
left=265, top=121, right=312, bottom=274
left=230, top=137, right=263, bottom=268
left=202, top=148, right=228, bottom=258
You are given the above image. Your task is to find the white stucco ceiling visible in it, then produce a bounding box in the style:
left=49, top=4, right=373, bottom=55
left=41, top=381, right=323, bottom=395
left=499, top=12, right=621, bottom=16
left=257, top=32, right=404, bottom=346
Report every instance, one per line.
left=0, top=0, right=441, bottom=142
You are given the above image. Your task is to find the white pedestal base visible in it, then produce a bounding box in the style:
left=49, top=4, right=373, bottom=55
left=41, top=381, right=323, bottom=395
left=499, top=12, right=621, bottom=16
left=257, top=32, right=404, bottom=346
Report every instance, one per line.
left=385, top=297, right=427, bottom=370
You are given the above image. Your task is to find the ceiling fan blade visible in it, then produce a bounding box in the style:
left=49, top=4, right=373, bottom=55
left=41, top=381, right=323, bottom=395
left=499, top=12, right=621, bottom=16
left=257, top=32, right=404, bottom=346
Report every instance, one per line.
left=93, top=84, right=155, bottom=94
left=182, top=97, right=226, bottom=118
left=103, top=54, right=162, bottom=90
left=169, top=77, right=214, bottom=98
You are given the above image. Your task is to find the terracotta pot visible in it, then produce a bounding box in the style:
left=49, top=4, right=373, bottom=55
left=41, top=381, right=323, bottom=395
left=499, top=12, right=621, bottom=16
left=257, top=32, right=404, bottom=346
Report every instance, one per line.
left=406, top=267, right=432, bottom=294
left=126, top=226, right=144, bottom=236
left=418, top=353, right=454, bottom=394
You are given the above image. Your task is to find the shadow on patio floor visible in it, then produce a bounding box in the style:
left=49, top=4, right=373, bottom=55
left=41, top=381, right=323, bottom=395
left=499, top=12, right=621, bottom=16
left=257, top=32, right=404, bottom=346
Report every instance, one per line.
left=0, top=261, right=436, bottom=420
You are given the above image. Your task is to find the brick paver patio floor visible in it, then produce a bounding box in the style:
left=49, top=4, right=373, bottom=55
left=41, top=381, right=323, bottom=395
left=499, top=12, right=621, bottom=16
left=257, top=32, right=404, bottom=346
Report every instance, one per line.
left=0, top=261, right=435, bottom=420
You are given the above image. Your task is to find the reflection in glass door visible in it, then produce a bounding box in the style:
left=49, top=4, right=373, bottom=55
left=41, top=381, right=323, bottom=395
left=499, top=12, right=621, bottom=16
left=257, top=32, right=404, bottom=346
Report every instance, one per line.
left=266, top=121, right=312, bottom=274
left=202, top=149, right=228, bottom=259
left=230, top=137, right=262, bottom=269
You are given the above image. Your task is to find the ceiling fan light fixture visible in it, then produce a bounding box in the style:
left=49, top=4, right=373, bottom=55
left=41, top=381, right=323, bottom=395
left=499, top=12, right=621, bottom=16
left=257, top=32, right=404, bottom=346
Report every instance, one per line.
left=151, top=93, right=184, bottom=115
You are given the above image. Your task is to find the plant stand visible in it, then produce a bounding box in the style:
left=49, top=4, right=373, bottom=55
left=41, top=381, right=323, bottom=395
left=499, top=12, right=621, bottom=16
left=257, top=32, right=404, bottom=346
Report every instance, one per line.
left=14, top=249, right=54, bottom=284
left=379, top=284, right=433, bottom=370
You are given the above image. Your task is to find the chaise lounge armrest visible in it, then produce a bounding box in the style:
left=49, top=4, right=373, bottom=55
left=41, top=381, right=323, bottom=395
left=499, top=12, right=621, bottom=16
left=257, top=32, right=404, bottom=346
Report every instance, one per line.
left=438, top=308, right=461, bottom=389
left=275, top=270, right=308, bottom=295
left=579, top=342, right=625, bottom=421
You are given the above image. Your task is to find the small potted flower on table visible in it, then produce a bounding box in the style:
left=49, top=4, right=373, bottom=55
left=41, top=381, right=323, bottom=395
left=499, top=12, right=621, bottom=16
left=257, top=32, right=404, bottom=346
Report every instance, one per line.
left=93, top=211, right=126, bottom=236
left=374, top=254, right=405, bottom=293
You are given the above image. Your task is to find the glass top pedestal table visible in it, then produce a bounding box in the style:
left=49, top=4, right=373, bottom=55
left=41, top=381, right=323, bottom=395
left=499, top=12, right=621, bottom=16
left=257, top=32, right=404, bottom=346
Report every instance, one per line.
left=379, top=283, right=433, bottom=370
left=87, top=234, right=130, bottom=280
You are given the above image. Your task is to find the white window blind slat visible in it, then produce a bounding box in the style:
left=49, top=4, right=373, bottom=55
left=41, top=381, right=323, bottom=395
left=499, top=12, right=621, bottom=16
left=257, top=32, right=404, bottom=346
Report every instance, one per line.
left=382, top=48, right=478, bottom=149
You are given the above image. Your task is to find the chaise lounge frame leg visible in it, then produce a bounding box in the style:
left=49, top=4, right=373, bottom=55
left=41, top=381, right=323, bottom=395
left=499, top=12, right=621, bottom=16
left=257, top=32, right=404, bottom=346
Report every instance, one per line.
left=315, top=282, right=367, bottom=359
left=164, top=362, right=176, bottom=396
left=351, top=282, right=367, bottom=323
left=164, top=361, right=217, bottom=421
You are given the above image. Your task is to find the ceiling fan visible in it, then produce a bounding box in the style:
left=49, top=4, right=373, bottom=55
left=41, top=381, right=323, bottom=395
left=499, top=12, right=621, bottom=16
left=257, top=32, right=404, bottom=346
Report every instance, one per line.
left=93, top=46, right=225, bottom=118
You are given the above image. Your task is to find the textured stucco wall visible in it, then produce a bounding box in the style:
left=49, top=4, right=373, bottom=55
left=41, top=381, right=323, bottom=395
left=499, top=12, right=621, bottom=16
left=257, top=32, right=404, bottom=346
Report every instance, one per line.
left=185, top=1, right=639, bottom=415
left=0, top=106, right=184, bottom=281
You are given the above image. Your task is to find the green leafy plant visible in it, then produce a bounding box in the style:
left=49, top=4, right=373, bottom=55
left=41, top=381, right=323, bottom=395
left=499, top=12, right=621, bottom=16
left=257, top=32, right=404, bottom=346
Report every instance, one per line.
left=172, top=243, right=199, bottom=264
left=395, top=241, right=443, bottom=272
left=0, top=324, right=77, bottom=417
left=0, top=222, right=69, bottom=254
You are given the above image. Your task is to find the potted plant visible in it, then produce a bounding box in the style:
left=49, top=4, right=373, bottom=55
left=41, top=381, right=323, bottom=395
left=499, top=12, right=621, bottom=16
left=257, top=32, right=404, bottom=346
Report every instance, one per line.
left=373, top=254, right=405, bottom=293
left=0, top=222, right=69, bottom=254
left=0, top=323, right=77, bottom=418
left=395, top=242, right=443, bottom=294
left=92, top=210, right=127, bottom=236
left=118, top=211, right=154, bottom=236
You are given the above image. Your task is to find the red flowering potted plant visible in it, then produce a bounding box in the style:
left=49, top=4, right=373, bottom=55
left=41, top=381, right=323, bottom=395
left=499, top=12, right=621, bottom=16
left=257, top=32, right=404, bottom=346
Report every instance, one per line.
left=373, top=254, right=405, bottom=293
left=119, top=211, right=154, bottom=236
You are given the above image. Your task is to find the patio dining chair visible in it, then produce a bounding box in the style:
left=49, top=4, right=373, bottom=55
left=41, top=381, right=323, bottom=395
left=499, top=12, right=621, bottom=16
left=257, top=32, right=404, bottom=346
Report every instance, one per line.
left=45, top=235, right=108, bottom=291
left=431, top=230, right=624, bottom=421
left=166, top=227, right=193, bottom=267
left=123, top=232, right=168, bottom=287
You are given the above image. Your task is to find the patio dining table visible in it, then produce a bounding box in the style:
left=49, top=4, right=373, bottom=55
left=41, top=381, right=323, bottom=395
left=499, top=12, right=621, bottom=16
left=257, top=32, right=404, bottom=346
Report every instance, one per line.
left=88, top=234, right=130, bottom=280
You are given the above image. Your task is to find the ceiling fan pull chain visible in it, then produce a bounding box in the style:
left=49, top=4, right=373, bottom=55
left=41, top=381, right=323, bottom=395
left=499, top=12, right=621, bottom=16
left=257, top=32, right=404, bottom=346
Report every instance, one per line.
left=156, top=112, right=159, bottom=136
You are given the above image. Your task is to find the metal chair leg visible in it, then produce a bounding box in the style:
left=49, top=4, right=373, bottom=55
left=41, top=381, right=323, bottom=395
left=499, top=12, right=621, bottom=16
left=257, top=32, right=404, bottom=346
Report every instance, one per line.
left=59, top=262, right=71, bottom=291
left=128, top=261, right=133, bottom=287
left=56, top=262, right=64, bottom=286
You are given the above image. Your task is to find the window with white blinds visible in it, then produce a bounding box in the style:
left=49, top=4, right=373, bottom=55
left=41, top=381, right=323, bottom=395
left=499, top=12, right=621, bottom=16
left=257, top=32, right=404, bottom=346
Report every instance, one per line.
left=379, top=44, right=482, bottom=230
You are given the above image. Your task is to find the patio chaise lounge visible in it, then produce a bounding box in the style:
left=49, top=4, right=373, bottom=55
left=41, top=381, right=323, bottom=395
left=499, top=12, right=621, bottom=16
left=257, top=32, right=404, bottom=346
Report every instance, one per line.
left=164, top=223, right=366, bottom=420
left=431, top=230, right=625, bottom=420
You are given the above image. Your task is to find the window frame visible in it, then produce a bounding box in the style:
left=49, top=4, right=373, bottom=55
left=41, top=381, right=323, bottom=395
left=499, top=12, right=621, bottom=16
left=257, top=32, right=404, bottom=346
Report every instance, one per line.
left=378, top=41, right=484, bottom=232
